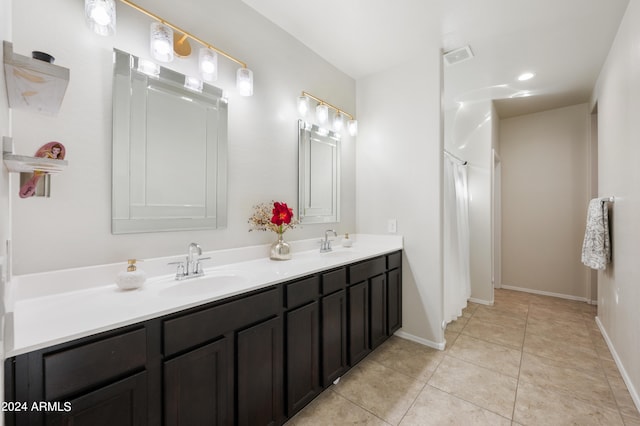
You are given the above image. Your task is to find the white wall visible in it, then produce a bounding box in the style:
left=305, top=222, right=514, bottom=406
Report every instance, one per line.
left=491, top=102, right=501, bottom=290
left=444, top=100, right=494, bottom=304
left=0, top=0, right=11, bottom=420
left=500, top=104, right=591, bottom=300
left=592, top=0, right=640, bottom=410
left=9, top=0, right=356, bottom=275
left=355, top=49, right=443, bottom=347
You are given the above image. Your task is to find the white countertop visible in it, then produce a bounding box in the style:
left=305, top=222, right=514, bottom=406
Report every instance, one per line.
left=4, top=234, right=402, bottom=357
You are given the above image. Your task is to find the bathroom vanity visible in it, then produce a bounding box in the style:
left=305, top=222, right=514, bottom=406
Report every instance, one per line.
left=3, top=237, right=402, bottom=426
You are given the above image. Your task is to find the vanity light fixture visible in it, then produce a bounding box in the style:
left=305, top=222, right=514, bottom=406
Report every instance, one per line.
left=316, top=103, right=329, bottom=124
left=297, top=95, right=310, bottom=117
left=85, top=0, right=254, bottom=96
left=332, top=111, right=344, bottom=131
left=199, top=48, right=218, bottom=82
left=150, top=22, right=174, bottom=62
left=347, top=119, right=358, bottom=136
left=300, top=91, right=358, bottom=136
left=85, top=0, right=116, bottom=36
left=236, top=68, right=254, bottom=97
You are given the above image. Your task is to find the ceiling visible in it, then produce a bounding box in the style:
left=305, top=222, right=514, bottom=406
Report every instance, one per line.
left=241, top=0, right=630, bottom=118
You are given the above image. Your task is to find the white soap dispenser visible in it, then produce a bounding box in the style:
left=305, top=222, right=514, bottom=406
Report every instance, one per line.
left=342, top=233, right=353, bottom=248
left=115, top=259, right=147, bottom=290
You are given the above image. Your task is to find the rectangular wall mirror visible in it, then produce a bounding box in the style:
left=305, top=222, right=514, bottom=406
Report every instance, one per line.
left=112, top=49, right=228, bottom=234
left=298, top=120, right=340, bottom=224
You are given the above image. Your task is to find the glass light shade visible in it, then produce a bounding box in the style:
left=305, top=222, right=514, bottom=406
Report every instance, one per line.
left=333, top=112, right=344, bottom=131
left=297, top=96, right=309, bottom=117
left=348, top=119, right=358, bottom=136
left=85, top=0, right=116, bottom=36
left=236, top=67, right=254, bottom=96
left=199, top=48, right=218, bottom=82
left=184, top=76, right=203, bottom=92
left=137, top=58, right=160, bottom=77
left=316, top=104, right=329, bottom=124
left=150, top=22, right=174, bottom=62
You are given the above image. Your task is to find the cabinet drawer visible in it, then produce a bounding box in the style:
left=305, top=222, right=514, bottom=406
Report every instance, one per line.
left=387, top=251, right=401, bottom=270
left=321, top=268, right=346, bottom=295
left=43, top=328, right=147, bottom=400
left=285, top=276, right=319, bottom=309
left=348, top=256, right=386, bottom=284
left=164, top=288, right=280, bottom=356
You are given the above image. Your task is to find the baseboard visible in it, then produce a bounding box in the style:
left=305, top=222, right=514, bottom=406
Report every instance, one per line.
left=500, top=285, right=591, bottom=303
left=394, top=330, right=445, bottom=351
left=468, top=297, right=493, bottom=306
left=595, top=317, right=640, bottom=413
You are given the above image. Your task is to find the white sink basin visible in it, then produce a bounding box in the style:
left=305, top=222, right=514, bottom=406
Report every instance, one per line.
left=158, top=270, right=249, bottom=298
left=319, top=248, right=359, bottom=259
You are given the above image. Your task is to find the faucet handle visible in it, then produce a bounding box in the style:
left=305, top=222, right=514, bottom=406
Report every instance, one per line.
left=168, top=261, right=186, bottom=277
left=194, top=256, right=211, bottom=274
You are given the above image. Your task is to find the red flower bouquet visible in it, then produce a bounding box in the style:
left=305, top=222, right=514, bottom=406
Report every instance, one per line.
left=249, top=201, right=299, bottom=235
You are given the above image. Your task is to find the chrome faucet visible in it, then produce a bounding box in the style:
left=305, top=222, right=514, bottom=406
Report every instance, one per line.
left=187, top=242, right=202, bottom=275
left=320, top=229, right=338, bottom=253
left=169, top=242, right=210, bottom=280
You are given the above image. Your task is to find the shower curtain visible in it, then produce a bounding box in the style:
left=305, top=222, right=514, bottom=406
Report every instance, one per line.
left=443, top=155, right=471, bottom=324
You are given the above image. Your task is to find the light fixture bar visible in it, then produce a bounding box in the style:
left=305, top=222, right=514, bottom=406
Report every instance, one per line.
left=119, top=0, right=248, bottom=69
left=302, top=91, right=354, bottom=120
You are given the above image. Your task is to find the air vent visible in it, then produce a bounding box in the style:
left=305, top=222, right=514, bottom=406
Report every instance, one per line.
left=443, top=45, right=474, bottom=66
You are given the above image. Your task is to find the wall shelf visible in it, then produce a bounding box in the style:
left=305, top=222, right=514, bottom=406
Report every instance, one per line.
left=3, top=40, right=70, bottom=115
left=3, top=153, right=68, bottom=174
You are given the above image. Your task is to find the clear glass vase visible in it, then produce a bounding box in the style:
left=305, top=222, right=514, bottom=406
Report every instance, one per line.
left=270, top=233, right=291, bottom=260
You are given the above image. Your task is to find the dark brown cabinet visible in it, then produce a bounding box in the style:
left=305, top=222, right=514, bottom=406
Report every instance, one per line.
left=320, top=289, right=348, bottom=387
left=5, top=251, right=402, bottom=426
left=164, top=338, right=232, bottom=426
left=285, top=301, right=320, bottom=416
left=46, top=372, right=148, bottom=426
left=387, top=267, right=402, bottom=334
left=237, top=316, right=284, bottom=426
left=5, top=325, right=155, bottom=426
left=370, top=274, right=388, bottom=349
left=348, top=281, right=370, bottom=365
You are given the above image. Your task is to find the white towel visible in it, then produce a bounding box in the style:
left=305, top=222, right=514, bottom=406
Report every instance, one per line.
left=581, top=198, right=611, bottom=270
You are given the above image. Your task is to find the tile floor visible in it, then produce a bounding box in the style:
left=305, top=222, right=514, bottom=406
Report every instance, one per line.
left=285, top=289, right=640, bottom=425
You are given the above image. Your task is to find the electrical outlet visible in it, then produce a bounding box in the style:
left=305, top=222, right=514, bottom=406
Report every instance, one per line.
left=387, top=219, right=397, bottom=233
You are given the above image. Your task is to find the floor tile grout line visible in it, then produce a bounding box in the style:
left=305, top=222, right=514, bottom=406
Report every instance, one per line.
left=332, top=356, right=434, bottom=425
left=366, top=349, right=445, bottom=384
left=396, top=380, right=430, bottom=425
left=511, top=296, right=531, bottom=423
left=325, top=387, right=393, bottom=425
left=424, top=380, right=515, bottom=422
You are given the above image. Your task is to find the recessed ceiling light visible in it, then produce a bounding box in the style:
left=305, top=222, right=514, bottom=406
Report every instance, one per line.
left=517, top=72, right=535, bottom=81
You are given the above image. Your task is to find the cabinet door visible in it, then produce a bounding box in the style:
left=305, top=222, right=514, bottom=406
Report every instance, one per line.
left=286, top=301, right=320, bottom=416
left=46, top=372, right=147, bottom=426
left=387, top=268, right=402, bottom=334
left=348, top=281, right=369, bottom=365
left=164, top=338, right=232, bottom=426
left=370, top=274, right=388, bottom=349
left=237, top=316, right=283, bottom=426
left=321, top=289, right=347, bottom=387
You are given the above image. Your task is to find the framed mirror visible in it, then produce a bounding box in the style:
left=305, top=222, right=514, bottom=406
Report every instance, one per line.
left=112, top=49, right=227, bottom=234
left=298, top=120, right=340, bottom=224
